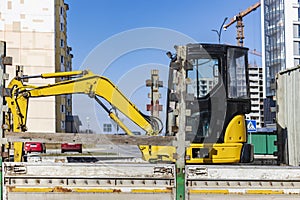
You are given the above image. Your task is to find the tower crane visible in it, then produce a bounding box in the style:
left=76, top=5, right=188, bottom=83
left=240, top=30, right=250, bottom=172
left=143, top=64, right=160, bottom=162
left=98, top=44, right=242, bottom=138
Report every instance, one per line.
left=223, top=1, right=261, bottom=47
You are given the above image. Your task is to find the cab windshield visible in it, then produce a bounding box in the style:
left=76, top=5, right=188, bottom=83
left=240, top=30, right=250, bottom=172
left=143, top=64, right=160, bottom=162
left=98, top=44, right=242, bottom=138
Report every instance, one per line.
left=187, top=58, right=219, bottom=98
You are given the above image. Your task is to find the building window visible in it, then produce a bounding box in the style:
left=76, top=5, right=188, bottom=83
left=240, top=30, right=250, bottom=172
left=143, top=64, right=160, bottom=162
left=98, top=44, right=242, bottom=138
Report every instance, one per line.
left=60, top=39, right=64, bottom=47
left=294, top=58, right=300, bottom=66
left=293, top=24, right=300, bottom=38
left=103, top=124, right=112, bottom=132
left=67, top=98, right=71, bottom=106
left=60, top=7, right=64, bottom=15
left=61, top=56, right=63, bottom=63
left=293, top=41, right=300, bottom=56
left=60, top=23, right=64, bottom=31
left=61, top=105, right=65, bottom=113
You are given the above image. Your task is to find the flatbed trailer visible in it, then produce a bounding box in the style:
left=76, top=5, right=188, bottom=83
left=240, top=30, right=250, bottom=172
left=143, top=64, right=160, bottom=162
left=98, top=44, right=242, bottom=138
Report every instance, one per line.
left=3, top=162, right=300, bottom=200
left=2, top=162, right=175, bottom=200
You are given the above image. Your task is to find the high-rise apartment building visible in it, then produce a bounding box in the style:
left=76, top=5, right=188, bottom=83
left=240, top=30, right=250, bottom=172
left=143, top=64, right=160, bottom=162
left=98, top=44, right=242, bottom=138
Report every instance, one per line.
left=247, top=63, right=264, bottom=128
left=261, top=0, right=298, bottom=125
left=0, top=0, right=73, bottom=133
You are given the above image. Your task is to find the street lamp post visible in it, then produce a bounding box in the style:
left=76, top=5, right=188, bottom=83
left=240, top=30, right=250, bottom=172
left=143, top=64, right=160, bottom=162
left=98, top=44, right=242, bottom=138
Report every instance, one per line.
left=212, top=17, right=228, bottom=44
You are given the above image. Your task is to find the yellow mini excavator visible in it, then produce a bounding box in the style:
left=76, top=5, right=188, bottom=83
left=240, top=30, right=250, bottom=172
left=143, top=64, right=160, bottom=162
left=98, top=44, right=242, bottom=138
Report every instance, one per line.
left=5, top=43, right=253, bottom=164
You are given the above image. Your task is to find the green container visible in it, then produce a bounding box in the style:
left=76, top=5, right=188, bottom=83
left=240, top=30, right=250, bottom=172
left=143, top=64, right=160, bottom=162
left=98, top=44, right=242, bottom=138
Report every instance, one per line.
left=249, top=132, right=277, bottom=155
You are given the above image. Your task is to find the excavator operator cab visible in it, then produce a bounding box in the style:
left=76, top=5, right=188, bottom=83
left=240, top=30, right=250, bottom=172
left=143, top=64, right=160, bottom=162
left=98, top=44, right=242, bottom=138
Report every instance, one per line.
left=167, top=43, right=253, bottom=163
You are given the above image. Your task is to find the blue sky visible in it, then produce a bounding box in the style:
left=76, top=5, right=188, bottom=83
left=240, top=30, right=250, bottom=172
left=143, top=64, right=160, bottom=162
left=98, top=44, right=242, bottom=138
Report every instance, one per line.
left=65, top=0, right=262, bottom=132
left=66, top=0, right=261, bottom=70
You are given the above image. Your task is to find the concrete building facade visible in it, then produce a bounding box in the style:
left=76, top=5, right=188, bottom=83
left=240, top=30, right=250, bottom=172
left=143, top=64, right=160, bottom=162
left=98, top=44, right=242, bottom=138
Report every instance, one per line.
left=261, top=0, right=299, bottom=125
left=0, top=0, right=73, bottom=133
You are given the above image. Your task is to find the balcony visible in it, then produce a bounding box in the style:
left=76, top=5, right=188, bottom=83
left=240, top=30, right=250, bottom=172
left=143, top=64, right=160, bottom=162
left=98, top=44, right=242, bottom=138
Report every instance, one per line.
left=251, top=100, right=260, bottom=105
left=251, top=94, right=260, bottom=99
left=250, top=88, right=260, bottom=93
left=249, top=82, right=259, bottom=87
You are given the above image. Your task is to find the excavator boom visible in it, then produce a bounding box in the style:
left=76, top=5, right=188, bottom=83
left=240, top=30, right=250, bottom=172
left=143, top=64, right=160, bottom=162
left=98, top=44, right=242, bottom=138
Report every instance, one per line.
left=7, top=70, right=155, bottom=134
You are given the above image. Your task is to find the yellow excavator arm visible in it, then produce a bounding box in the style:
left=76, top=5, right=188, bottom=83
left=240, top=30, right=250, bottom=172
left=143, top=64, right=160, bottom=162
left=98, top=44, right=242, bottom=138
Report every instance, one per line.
left=6, top=70, right=175, bottom=162
left=7, top=70, right=155, bottom=134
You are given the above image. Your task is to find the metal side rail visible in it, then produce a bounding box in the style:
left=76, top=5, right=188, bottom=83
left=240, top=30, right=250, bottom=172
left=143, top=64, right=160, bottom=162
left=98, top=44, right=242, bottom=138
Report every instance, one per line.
left=186, top=165, right=300, bottom=197
left=3, top=162, right=175, bottom=200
